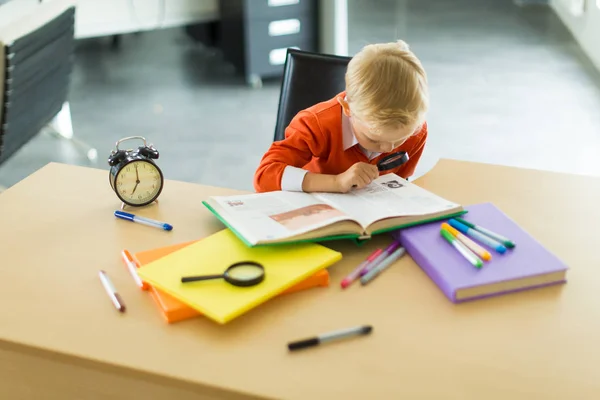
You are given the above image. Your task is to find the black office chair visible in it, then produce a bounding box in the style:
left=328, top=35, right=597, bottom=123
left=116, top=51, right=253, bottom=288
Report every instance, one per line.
left=273, top=48, right=352, bottom=142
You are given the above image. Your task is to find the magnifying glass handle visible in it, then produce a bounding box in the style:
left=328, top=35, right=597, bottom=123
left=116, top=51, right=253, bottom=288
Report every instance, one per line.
left=181, top=274, right=224, bottom=283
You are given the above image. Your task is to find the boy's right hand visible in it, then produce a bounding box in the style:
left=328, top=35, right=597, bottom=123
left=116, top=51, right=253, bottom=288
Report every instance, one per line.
left=335, top=162, right=379, bottom=192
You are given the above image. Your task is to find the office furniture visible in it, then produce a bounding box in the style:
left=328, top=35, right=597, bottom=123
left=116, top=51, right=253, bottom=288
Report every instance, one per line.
left=45, top=0, right=348, bottom=60
left=273, top=48, right=350, bottom=141
left=188, top=0, right=348, bottom=87
left=0, top=0, right=96, bottom=165
left=0, top=159, right=597, bottom=399
left=48, top=0, right=349, bottom=84
left=39, top=0, right=219, bottom=39
left=218, top=0, right=318, bottom=88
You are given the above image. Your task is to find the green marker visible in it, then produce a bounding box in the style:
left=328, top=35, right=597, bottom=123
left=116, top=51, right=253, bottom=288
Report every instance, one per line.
left=454, top=217, right=515, bottom=248
left=441, top=228, right=483, bottom=268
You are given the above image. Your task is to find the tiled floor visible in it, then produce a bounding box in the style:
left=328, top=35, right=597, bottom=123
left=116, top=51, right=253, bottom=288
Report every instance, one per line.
left=1, top=0, right=599, bottom=191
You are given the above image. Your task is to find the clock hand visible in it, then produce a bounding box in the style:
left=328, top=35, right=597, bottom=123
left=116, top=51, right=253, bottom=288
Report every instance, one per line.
left=131, top=164, right=141, bottom=194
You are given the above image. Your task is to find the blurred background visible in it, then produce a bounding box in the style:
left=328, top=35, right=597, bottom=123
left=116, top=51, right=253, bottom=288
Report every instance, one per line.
left=0, top=0, right=598, bottom=192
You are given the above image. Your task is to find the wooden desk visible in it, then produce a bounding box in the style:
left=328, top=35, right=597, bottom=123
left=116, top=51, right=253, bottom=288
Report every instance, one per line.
left=0, top=160, right=598, bottom=399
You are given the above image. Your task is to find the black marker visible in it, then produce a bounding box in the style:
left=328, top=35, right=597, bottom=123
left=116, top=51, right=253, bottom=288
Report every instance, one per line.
left=287, top=325, right=373, bottom=351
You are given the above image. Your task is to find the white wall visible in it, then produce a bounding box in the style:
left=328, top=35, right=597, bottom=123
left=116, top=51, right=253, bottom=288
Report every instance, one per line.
left=551, top=0, right=600, bottom=71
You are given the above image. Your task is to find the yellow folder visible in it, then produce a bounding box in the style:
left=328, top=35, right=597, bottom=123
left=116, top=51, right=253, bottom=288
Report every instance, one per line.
left=136, top=229, right=342, bottom=324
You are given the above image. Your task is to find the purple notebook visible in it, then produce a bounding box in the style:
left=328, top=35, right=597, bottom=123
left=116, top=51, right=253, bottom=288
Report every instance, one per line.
left=391, top=202, right=568, bottom=303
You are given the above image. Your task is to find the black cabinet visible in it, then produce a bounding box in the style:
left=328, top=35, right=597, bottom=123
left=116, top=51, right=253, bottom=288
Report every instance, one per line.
left=218, top=0, right=318, bottom=88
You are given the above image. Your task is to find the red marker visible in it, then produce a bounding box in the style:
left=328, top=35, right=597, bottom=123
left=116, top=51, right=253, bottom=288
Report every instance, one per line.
left=121, top=249, right=148, bottom=290
left=99, top=270, right=126, bottom=313
left=341, top=248, right=383, bottom=289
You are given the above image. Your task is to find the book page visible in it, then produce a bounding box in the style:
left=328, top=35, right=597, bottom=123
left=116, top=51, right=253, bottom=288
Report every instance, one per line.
left=209, top=192, right=356, bottom=244
left=314, top=174, right=460, bottom=228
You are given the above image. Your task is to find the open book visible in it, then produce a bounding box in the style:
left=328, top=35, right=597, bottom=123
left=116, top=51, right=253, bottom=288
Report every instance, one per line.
left=202, top=173, right=465, bottom=246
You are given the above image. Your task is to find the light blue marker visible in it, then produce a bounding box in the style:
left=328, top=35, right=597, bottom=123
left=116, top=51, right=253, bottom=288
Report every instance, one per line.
left=114, top=210, right=173, bottom=231
left=448, top=219, right=506, bottom=253
left=360, top=247, right=406, bottom=285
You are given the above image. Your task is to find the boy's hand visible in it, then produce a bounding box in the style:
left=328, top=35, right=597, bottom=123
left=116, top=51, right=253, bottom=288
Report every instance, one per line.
left=335, top=162, right=379, bottom=192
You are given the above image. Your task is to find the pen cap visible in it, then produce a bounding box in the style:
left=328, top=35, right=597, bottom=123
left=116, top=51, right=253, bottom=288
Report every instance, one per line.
left=387, top=241, right=402, bottom=253
left=454, top=217, right=475, bottom=229
left=441, top=223, right=460, bottom=237
left=288, top=338, right=319, bottom=351
left=440, top=228, right=455, bottom=243
left=448, top=219, right=469, bottom=234
left=114, top=211, right=135, bottom=221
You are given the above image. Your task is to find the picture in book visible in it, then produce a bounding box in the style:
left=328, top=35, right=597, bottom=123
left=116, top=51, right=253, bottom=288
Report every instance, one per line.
left=269, top=204, right=346, bottom=231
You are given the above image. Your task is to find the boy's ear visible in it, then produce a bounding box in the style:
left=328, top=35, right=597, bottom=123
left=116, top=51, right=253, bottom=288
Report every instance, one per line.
left=337, top=96, right=351, bottom=117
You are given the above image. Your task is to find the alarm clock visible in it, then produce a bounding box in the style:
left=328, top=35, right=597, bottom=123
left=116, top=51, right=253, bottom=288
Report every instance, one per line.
left=108, top=136, right=163, bottom=208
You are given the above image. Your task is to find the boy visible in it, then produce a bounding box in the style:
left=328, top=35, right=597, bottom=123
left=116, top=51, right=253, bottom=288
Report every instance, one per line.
left=254, top=40, right=429, bottom=193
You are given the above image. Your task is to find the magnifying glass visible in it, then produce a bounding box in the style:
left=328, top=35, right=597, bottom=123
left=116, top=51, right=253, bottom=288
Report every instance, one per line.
left=376, top=151, right=409, bottom=171
left=352, top=151, right=409, bottom=188
left=181, top=261, right=265, bottom=287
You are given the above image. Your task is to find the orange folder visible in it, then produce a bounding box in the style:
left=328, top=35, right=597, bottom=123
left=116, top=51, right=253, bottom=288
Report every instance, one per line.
left=132, top=241, right=330, bottom=323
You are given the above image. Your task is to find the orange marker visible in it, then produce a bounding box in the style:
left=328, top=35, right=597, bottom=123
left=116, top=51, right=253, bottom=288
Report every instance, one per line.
left=121, top=249, right=149, bottom=290
left=441, top=223, right=492, bottom=261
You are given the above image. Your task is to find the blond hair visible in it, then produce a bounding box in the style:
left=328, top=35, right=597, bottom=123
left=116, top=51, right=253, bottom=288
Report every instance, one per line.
left=345, top=40, right=428, bottom=133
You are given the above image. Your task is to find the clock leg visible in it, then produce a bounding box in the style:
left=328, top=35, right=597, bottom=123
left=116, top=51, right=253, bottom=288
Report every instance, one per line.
left=120, top=199, right=160, bottom=210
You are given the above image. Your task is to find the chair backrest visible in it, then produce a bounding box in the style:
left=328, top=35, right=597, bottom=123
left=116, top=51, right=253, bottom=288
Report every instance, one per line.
left=273, top=48, right=351, bottom=142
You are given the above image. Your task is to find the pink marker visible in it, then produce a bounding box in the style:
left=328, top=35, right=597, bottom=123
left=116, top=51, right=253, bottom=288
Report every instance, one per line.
left=341, top=248, right=383, bottom=289
left=99, top=270, right=126, bottom=313
left=360, top=241, right=402, bottom=276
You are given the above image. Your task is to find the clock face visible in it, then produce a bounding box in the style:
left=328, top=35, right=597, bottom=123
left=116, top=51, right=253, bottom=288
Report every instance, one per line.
left=115, top=160, right=162, bottom=206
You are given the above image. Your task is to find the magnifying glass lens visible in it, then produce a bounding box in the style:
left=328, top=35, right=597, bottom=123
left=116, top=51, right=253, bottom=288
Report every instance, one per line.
left=377, top=151, right=409, bottom=171
left=227, top=264, right=264, bottom=282
left=224, top=261, right=265, bottom=286
left=380, top=154, right=404, bottom=164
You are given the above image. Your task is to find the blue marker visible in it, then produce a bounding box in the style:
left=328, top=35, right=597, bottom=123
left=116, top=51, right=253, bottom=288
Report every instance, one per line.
left=448, top=219, right=506, bottom=253
left=114, top=211, right=173, bottom=231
